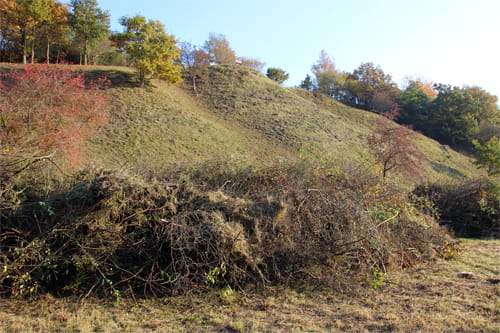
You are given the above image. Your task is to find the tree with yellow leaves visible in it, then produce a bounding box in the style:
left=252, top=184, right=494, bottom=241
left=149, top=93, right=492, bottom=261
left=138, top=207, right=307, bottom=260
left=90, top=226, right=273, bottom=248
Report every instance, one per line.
left=111, top=15, right=182, bottom=86
left=0, top=0, right=57, bottom=63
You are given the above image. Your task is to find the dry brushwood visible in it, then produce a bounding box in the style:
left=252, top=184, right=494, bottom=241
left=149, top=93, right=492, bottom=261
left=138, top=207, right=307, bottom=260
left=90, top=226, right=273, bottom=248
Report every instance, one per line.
left=0, top=164, right=453, bottom=299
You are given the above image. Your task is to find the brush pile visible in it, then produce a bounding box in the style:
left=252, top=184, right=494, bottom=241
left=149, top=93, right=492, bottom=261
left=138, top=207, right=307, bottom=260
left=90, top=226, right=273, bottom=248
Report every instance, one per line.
left=0, top=162, right=453, bottom=298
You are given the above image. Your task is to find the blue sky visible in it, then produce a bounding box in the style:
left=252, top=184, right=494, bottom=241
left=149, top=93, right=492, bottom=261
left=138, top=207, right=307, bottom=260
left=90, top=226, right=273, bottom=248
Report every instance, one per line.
left=99, top=0, right=500, bottom=98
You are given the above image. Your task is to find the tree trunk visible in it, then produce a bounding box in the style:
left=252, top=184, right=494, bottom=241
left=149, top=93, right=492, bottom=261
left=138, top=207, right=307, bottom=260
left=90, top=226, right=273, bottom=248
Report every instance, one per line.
left=46, top=38, right=50, bottom=64
left=22, top=32, right=27, bottom=64
left=30, top=32, right=35, bottom=63
left=84, top=40, right=88, bottom=66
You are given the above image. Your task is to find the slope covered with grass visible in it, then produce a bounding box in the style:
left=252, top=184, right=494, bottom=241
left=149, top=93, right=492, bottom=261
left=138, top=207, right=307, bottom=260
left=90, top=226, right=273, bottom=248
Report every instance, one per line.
left=87, top=65, right=481, bottom=186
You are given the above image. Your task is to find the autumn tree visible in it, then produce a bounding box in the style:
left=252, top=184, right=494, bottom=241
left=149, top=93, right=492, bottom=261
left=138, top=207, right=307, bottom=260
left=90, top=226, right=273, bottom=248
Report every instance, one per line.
left=238, top=57, right=265, bottom=71
left=368, top=106, right=425, bottom=179
left=0, top=0, right=56, bottom=63
left=347, top=62, right=399, bottom=110
left=36, top=0, right=69, bottom=63
left=0, top=0, right=21, bottom=62
left=311, top=50, right=338, bottom=96
left=402, top=76, right=437, bottom=99
left=69, top=0, right=109, bottom=65
left=371, top=91, right=399, bottom=115
left=266, top=67, right=289, bottom=84
left=111, top=15, right=182, bottom=86
left=203, top=33, right=236, bottom=65
left=0, top=65, right=108, bottom=176
left=179, top=41, right=210, bottom=92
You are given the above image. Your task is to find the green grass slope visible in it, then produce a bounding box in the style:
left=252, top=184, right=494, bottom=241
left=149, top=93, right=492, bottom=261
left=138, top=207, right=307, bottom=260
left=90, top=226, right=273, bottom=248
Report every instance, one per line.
left=85, top=65, right=481, bottom=185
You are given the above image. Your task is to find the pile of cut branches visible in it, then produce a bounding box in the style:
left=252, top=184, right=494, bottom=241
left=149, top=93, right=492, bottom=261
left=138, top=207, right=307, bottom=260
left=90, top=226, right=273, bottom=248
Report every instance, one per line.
left=1, top=163, right=453, bottom=298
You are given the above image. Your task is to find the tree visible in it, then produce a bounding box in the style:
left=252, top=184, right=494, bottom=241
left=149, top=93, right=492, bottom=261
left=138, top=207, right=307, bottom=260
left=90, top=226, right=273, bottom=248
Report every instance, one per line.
left=311, top=50, right=338, bottom=96
left=299, top=74, right=314, bottom=90
left=398, top=81, right=434, bottom=130
left=0, top=0, right=23, bottom=62
left=87, top=38, right=126, bottom=65
left=69, top=0, right=109, bottom=65
left=472, top=136, right=500, bottom=176
left=179, top=41, right=210, bottom=92
left=203, top=33, right=236, bottom=65
left=371, top=91, right=399, bottom=115
left=266, top=67, right=289, bottom=84
left=0, top=65, right=108, bottom=174
left=402, top=76, right=437, bottom=99
left=36, top=0, right=69, bottom=64
left=238, top=57, right=265, bottom=71
left=111, top=15, right=182, bottom=86
left=347, top=62, right=398, bottom=110
left=368, top=107, right=425, bottom=179
left=0, top=0, right=55, bottom=63
left=429, top=84, right=495, bottom=146
left=473, top=137, right=500, bottom=176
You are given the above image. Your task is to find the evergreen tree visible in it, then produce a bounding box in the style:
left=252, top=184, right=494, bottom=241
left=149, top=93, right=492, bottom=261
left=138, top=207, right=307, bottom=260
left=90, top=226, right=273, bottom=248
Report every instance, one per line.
left=299, top=74, right=314, bottom=90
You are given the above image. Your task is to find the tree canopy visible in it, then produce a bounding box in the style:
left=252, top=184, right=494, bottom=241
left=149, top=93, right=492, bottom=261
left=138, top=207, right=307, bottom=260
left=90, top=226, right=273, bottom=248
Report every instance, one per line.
left=266, top=67, right=289, bottom=84
left=203, top=33, right=236, bottom=65
left=69, top=0, right=110, bottom=65
left=347, top=62, right=399, bottom=110
left=311, top=50, right=341, bottom=97
left=473, top=136, right=500, bottom=176
left=0, top=0, right=62, bottom=63
left=111, top=15, right=182, bottom=86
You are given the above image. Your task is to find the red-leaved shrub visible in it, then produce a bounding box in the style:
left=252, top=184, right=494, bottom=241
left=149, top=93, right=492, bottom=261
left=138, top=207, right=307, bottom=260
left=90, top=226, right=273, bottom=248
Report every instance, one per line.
left=0, top=65, right=108, bottom=169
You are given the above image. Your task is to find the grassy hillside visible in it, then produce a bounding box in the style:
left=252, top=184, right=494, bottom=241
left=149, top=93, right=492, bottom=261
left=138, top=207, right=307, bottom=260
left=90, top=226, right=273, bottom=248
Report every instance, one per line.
left=85, top=64, right=481, bottom=186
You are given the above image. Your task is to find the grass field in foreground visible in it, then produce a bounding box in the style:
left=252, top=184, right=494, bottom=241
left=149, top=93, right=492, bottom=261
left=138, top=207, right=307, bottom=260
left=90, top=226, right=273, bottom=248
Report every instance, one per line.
left=0, top=239, right=497, bottom=333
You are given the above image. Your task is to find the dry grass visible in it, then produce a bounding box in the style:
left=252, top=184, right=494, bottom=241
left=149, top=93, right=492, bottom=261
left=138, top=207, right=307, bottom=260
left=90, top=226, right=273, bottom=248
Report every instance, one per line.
left=1, top=239, right=497, bottom=332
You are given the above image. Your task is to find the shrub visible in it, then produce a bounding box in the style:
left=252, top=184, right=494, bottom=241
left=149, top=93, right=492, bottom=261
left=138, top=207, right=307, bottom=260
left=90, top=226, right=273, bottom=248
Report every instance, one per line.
left=0, top=64, right=109, bottom=176
left=412, top=179, right=499, bottom=238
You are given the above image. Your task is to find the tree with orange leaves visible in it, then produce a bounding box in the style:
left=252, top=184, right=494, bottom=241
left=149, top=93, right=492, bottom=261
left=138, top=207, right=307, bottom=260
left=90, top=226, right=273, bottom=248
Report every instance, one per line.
left=0, top=0, right=69, bottom=63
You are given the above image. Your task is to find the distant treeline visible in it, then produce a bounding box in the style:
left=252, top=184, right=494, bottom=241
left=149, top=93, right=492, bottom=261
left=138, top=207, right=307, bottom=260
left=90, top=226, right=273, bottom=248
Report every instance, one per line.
left=301, top=51, right=499, bottom=151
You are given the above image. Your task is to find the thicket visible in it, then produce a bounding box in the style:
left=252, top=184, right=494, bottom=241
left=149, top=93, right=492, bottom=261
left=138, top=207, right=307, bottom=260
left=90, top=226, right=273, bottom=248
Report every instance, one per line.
left=412, top=179, right=499, bottom=239
left=0, top=65, right=108, bottom=180
left=0, top=161, right=455, bottom=299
